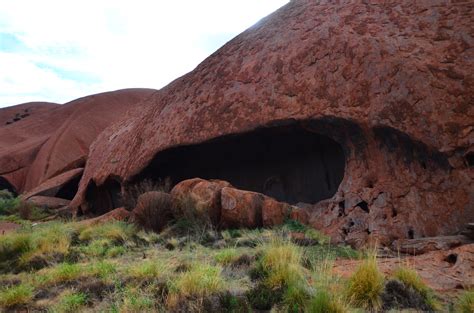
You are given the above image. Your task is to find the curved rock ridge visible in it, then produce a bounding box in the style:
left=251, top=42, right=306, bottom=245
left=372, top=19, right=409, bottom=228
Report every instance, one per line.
left=0, top=88, right=157, bottom=193
left=68, top=0, right=473, bottom=246
left=0, top=102, right=59, bottom=126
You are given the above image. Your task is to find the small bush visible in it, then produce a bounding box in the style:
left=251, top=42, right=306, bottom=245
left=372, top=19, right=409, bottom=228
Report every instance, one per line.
left=346, top=253, right=384, bottom=310
left=0, top=283, right=34, bottom=308
left=0, top=191, right=19, bottom=216
left=214, top=248, right=239, bottom=265
left=174, top=194, right=213, bottom=233
left=455, top=290, right=474, bottom=313
left=122, top=178, right=171, bottom=210
left=133, top=191, right=175, bottom=232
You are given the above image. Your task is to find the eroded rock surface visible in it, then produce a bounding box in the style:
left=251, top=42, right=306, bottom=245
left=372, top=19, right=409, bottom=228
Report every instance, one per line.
left=334, top=244, right=474, bottom=296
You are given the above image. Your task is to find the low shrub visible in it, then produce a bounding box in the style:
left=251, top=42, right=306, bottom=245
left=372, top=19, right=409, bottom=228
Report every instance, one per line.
left=133, top=191, right=175, bottom=232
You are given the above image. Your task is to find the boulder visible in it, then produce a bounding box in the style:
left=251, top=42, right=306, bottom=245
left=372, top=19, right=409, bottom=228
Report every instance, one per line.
left=27, top=196, right=71, bottom=210
left=171, top=178, right=231, bottom=224
left=67, top=1, right=473, bottom=246
left=220, top=187, right=265, bottom=228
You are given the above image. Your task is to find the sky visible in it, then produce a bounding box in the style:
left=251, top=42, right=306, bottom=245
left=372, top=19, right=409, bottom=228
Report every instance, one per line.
left=0, top=0, right=288, bottom=108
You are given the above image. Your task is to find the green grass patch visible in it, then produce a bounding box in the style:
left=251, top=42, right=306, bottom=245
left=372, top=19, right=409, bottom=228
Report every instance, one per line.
left=214, top=248, right=240, bottom=265
left=0, top=283, right=34, bottom=308
left=78, top=221, right=136, bottom=243
left=51, top=291, right=88, bottom=313
left=168, top=263, right=224, bottom=305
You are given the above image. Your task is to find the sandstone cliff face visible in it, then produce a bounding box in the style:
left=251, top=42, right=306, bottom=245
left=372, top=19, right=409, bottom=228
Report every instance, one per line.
left=69, top=0, right=473, bottom=246
left=0, top=89, right=156, bottom=194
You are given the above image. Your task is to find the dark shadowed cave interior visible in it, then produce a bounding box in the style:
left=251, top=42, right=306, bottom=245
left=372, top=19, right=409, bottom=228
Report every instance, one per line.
left=136, top=124, right=346, bottom=205
left=56, top=175, right=81, bottom=200
left=0, top=176, right=17, bottom=195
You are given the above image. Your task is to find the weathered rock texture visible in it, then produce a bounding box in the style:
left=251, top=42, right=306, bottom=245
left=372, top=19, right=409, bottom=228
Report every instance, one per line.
left=334, top=244, right=474, bottom=295
left=0, top=89, right=156, bottom=194
left=0, top=102, right=59, bottom=126
left=71, top=1, right=473, bottom=246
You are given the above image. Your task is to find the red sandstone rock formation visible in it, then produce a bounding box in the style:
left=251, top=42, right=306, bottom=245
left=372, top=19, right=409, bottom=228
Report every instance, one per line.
left=71, top=1, right=473, bottom=247
left=0, top=89, right=156, bottom=194
left=0, top=102, right=59, bottom=126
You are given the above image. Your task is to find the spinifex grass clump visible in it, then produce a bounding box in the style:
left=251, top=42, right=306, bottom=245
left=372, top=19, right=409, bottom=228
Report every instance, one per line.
left=249, top=235, right=310, bottom=311
left=308, top=260, right=348, bottom=313
left=393, top=266, right=439, bottom=310
left=346, top=252, right=384, bottom=310
left=167, top=263, right=225, bottom=308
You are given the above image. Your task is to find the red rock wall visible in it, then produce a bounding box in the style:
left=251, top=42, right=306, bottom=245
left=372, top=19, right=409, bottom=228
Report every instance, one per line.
left=71, top=0, right=473, bottom=246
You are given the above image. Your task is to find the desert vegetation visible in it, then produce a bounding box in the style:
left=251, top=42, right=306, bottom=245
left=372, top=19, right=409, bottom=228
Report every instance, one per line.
left=0, top=190, right=465, bottom=312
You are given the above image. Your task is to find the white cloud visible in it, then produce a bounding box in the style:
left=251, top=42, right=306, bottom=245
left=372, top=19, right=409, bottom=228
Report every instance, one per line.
left=0, top=0, right=288, bottom=107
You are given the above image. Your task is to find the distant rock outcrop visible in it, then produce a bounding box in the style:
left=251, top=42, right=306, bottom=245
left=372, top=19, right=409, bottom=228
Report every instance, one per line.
left=0, top=89, right=156, bottom=195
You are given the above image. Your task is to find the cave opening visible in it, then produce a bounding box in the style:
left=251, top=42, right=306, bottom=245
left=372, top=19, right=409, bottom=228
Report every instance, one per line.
left=134, top=124, right=346, bottom=205
left=55, top=176, right=81, bottom=200
left=0, top=176, right=17, bottom=196
left=85, top=178, right=123, bottom=215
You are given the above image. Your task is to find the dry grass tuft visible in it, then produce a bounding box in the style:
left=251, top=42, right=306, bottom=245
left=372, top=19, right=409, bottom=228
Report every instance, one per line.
left=346, top=253, right=384, bottom=310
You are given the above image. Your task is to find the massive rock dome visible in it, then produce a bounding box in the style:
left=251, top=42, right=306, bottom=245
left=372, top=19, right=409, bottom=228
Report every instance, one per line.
left=64, top=1, right=474, bottom=245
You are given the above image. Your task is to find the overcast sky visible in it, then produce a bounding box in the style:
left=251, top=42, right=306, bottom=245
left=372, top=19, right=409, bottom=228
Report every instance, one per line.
left=0, top=0, right=288, bottom=108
